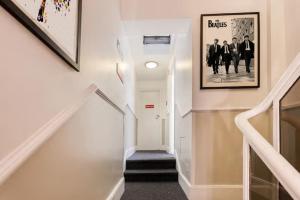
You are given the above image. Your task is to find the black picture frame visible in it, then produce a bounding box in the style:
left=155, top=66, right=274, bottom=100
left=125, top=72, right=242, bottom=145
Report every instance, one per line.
left=0, top=0, right=82, bottom=71
left=200, top=12, right=260, bottom=89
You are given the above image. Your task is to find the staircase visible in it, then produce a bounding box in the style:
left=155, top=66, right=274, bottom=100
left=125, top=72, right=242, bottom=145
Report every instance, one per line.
left=124, top=150, right=178, bottom=182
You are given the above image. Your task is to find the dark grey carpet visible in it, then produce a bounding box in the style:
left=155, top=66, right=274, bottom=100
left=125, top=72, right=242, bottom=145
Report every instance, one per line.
left=128, top=150, right=175, bottom=161
left=120, top=182, right=188, bottom=200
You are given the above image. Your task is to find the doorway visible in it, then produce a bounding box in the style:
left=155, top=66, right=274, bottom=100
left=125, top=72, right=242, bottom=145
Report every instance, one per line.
left=136, top=79, right=169, bottom=151
left=123, top=19, right=192, bottom=153
left=137, top=90, right=162, bottom=150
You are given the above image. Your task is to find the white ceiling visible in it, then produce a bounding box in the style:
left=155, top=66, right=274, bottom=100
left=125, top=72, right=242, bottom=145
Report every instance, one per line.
left=123, top=19, right=191, bottom=81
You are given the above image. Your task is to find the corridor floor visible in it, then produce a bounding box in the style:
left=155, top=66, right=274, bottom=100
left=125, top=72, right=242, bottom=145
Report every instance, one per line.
left=121, top=150, right=188, bottom=200
left=120, top=182, right=188, bottom=200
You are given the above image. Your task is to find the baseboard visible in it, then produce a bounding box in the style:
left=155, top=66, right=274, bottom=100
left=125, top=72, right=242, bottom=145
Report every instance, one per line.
left=125, top=146, right=136, bottom=159
left=161, top=145, right=170, bottom=151
left=175, top=151, right=191, bottom=198
left=175, top=151, right=242, bottom=200
left=106, top=177, right=125, bottom=200
left=178, top=168, right=192, bottom=197
left=123, top=146, right=136, bottom=171
left=135, top=146, right=169, bottom=151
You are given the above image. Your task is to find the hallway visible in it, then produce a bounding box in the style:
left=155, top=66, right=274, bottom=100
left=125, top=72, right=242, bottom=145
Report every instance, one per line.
left=122, top=151, right=187, bottom=200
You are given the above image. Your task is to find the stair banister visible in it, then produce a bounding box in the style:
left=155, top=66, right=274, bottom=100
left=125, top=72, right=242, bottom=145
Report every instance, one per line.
left=235, top=52, right=300, bottom=200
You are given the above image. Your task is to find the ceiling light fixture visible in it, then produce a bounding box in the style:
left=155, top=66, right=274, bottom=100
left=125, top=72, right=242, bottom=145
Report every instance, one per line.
left=145, top=61, right=159, bottom=69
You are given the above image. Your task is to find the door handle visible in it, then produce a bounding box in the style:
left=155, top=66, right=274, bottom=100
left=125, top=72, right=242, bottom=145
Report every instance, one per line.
left=155, top=114, right=160, bottom=119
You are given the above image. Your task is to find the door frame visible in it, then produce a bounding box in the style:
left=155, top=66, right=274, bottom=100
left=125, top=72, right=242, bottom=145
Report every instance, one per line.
left=136, top=89, right=165, bottom=151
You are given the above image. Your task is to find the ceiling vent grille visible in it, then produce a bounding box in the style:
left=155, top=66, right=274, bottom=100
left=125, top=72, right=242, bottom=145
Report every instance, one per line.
left=143, top=35, right=171, bottom=45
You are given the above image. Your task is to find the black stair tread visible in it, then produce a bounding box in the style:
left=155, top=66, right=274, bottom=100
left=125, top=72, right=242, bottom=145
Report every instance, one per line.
left=125, top=169, right=178, bottom=174
left=127, top=157, right=176, bottom=161
left=127, top=158, right=175, bottom=162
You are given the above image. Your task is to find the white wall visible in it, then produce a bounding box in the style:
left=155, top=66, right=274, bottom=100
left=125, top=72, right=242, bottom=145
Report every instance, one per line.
left=121, top=0, right=270, bottom=110
left=284, top=0, right=300, bottom=64
left=0, top=0, right=135, bottom=161
left=269, top=0, right=300, bottom=86
left=121, top=0, right=269, bottom=197
left=124, top=105, right=137, bottom=157
left=174, top=28, right=193, bottom=115
left=0, top=94, right=124, bottom=200
left=175, top=107, right=193, bottom=181
left=173, top=28, right=193, bottom=182
left=0, top=0, right=136, bottom=197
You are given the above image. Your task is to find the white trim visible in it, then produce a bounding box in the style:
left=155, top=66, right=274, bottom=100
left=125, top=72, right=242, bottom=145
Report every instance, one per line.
left=175, top=103, right=192, bottom=118
left=191, top=107, right=251, bottom=112
left=161, top=145, right=170, bottom=151
left=0, top=83, right=125, bottom=186
left=125, top=146, right=136, bottom=159
left=0, top=84, right=98, bottom=186
left=235, top=53, right=300, bottom=200
left=180, top=107, right=251, bottom=119
left=243, top=138, right=250, bottom=200
left=280, top=101, right=300, bottom=110
left=125, top=104, right=137, bottom=119
left=175, top=151, right=191, bottom=197
left=178, top=169, right=192, bottom=198
left=135, top=146, right=169, bottom=151
left=175, top=151, right=243, bottom=199
left=106, top=177, right=125, bottom=200
left=123, top=146, right=136, bottom=172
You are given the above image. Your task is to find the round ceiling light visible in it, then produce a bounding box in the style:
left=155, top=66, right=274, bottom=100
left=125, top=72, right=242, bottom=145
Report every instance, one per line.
left=145, top=61, right=159, bottom=69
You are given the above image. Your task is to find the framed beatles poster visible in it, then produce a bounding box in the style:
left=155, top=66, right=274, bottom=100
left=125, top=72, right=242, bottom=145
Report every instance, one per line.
left=0, top=0, right=82, bottom=71
left=200, top=12, right=260, bottom=89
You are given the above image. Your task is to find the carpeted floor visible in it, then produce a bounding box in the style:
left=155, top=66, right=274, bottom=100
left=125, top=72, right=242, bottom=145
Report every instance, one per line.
left=120, top=182, right=188, bottom=200
left=128, top=150, right=175, bottom=161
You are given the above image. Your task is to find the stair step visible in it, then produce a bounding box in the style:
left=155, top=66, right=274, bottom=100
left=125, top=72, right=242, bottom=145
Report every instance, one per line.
left=126, top=159, right=176, bottom=170
left=124, top=169, right=178, bottom=182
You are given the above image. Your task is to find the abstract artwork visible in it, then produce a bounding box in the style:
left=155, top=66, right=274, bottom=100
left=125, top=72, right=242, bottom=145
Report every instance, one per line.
left=0, top=0, right=82, bottom=71
left=200, top=12, right=260, bottom=89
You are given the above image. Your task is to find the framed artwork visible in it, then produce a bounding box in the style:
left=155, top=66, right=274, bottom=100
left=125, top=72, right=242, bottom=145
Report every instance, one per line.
left=0, top=0, right=82, bottom=71
left=200, top=12, right=260, bottom=89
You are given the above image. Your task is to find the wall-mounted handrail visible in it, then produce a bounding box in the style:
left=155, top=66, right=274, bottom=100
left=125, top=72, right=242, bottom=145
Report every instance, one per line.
left=235, top=53, right=300, bottom=200
left=0, top=83, right=125, bottom=186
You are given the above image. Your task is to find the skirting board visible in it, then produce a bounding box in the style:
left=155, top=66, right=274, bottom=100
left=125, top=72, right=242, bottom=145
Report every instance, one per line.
left=175, top=151, right=243, bottom=200
left=125, top=146, right=136, bottom=159
left=123, top=146, right=136, bottom=172
left=135, top=146, right=170, bottom=151
left=106, top=177, right=125, bottom=200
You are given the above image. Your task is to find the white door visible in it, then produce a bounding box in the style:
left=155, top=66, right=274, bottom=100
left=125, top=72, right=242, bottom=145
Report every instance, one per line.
left=138, top=90, right=162, bottom=150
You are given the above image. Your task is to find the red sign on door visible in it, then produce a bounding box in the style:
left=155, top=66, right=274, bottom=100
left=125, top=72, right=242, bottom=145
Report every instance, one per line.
left=145, top=104, right=155, bottom=109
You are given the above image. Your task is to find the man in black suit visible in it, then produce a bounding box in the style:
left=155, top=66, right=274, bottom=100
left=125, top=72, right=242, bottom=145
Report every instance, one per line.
left=208, top=39, right=221, bottom=74
left=221, top=40, right=232, bottom=74
left=240, top=35, right=254, bottom=73
left=229, top=37, right=240, bottom=73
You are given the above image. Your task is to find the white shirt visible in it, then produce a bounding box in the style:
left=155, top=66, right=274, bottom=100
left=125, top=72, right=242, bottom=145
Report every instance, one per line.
left=225, top=45, right=229, bottom=54
left=246, top=41, right=251, bottom=50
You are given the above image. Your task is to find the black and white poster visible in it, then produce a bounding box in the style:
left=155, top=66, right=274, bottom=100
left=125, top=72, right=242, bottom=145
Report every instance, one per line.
left=200, top=12, right=260, bottom=89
